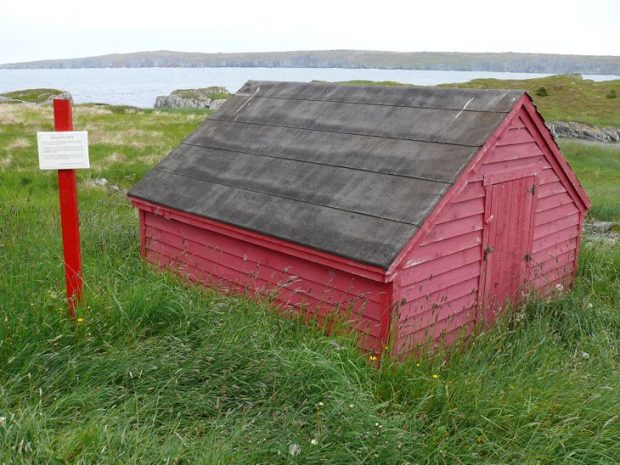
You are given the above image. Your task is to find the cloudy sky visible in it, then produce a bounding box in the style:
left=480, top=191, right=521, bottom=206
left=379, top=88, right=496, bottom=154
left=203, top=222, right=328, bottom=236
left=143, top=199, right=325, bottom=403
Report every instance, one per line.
left=0, top=0, right=619, bottom=63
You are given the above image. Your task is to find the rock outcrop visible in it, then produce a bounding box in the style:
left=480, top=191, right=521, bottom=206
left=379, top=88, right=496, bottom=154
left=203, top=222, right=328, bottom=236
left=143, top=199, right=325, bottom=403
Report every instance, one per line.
left=41, top=91, right=72, bottom=104
left=0, top=89, right=72, bottom=105
left=154, top=87, right=230, bottom=110
left=546, top=121, right=620, bottom=143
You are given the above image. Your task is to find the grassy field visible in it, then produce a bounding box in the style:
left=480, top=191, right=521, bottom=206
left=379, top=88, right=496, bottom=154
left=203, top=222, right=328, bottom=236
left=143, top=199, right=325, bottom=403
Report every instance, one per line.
left=442, top=74, right=620, bottom=128
left=0, top=101, right=619, bottom=464
left=561, top=141, right=620, bottom=221
left=339, top=75, right=620, bottom=128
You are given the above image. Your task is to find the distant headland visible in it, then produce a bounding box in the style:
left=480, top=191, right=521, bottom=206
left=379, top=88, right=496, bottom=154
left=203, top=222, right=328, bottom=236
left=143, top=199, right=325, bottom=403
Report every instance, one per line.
left=2, top=50, right=620, bottom=75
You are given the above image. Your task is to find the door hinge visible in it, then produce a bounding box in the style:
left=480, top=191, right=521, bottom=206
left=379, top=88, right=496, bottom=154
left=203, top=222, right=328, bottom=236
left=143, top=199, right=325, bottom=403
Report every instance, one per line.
left=528, top=184, right=537, bottom=194
left=524, top=252, right=533, bottom=262
left=484, top=246, right=494, bottom=261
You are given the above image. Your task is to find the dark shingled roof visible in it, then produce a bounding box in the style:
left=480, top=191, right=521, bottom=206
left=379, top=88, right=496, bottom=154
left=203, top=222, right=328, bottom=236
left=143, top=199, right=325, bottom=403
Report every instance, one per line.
left=129, top=81, right=525, bottom=269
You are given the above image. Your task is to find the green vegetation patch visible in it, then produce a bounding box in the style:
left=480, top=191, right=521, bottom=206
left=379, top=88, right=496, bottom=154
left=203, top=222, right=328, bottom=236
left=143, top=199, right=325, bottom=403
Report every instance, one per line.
left=1, top=88, right=68, bottom=104
left=560, top=139, right=620, bottom=221
left=171, top=86, right=231, bottom=101
left=441, top=74, right=620, bottom=128
left=0, top=101, right=618, bottom=463
left=336, top=74, right=620, bottom=128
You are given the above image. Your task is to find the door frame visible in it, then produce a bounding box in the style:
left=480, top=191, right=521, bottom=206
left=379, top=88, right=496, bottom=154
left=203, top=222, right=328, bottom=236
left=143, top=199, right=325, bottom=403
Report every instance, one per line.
left=478, top=167, right=540, bottom=318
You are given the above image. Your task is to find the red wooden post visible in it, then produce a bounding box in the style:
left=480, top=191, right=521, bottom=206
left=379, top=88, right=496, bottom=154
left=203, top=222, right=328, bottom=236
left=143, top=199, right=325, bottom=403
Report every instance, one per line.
left=53, top=99, right=82, bottom=317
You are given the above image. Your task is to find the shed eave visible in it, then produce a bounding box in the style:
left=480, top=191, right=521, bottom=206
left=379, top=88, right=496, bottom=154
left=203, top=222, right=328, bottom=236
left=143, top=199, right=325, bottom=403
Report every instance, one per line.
left=129, top=196, right=391, bottom=283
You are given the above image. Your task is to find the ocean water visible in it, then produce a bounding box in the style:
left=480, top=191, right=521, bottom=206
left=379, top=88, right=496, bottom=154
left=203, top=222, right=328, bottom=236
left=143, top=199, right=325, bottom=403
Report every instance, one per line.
left=0, top=67, right=618, bottom=108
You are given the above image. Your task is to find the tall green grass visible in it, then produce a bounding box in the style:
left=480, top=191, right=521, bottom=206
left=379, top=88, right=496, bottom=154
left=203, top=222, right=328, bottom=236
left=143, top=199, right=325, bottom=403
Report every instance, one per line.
left=560, top=140, right=620, bottom=221
left=340, top=74, right=620, bottom=128
left=0, top=103, right=618, bottom=463
left=441, top=74, right=620, bottom=128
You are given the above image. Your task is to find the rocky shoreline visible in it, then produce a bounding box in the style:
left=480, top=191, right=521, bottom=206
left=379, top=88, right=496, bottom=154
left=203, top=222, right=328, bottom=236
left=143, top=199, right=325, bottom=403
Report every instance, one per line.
left=1, top=87, right=619, bottom=145
left=0, top=89, right=72, bottom=104
left=546, top=121, right=620, bottom=144
left=153, top=87, right=230, bottom=110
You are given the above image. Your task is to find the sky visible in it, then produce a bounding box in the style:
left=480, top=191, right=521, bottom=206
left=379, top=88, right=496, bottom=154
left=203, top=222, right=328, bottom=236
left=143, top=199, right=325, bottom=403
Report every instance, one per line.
left=0, top=0, right=619, bottom=63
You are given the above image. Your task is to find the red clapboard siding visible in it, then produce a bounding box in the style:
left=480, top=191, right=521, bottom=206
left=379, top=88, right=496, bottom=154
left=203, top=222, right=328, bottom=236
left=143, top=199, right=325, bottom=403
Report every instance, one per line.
left=147, top=240, right=384, bottom=347
left=404, top=307, right=476, bottom=346
left=146, top=220, right=385, bottom=306
left=396, top=320, right=476, bottom=355
left=435, top=197, right=485, bottom=224
left=497, top=127, right=535, bottom=145
left=533, top=224, right=580, bottom=253
left=536, top=192, right=574, bottom=212
left=539, top=167, right=561, bottom=185
left=402, top=231, right=482, bottom=268
left=538, top=181, right=567, bottom=198
left=145, top=222, right=384, bottom=317
left=399, top=277, right=479, bottom=324
left=534, top=274, right=574, bottom=301
left=532, top=237, right=578, bottom=263
left=393, top=167, right=485, bottom=353
left=402, top=245, right=480, bottom=282
left=510, top=116, right=527, bottom=129
left=486, top=142, right=544, bottom=163
left=518, top=106, right=581, bottom=294
left=439, top=322, right=477, bottom=348
left=473, top=155, right=547, bottom=178
left=456, top=181, right=486, bottom=202
left=530, top=250, right=576, bottom=278
left=142, top=211, right=387, bottom=351
left=532, top=267, right=574, bottom=292
left=144, top=213, right=386, bottom=304
left=535, top=203, right=580, bottom=227
left=147, top=237, right=384, bottom=321
left=399, top=261, right=481, bottom=301
left=393, top=106, right=586, bottom=356
left=419, top=213, right=484, bottom=246
left=533, top=213, right=580, bottom=240
left=400, top=292, right=478, bottom=336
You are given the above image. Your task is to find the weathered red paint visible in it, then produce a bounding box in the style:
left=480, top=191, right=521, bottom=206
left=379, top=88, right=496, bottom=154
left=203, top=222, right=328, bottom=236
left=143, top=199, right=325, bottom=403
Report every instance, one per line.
left=480, top=171, right=537, bottom=323
left=131, top=198, right=388, bottom=283
left=392, top=99, right=589, bottom=356
left=131, top=199, right=391, bottom=353
left=53, top=99, right=82, bottom=317
left=129, top=94, right=589, bottom=358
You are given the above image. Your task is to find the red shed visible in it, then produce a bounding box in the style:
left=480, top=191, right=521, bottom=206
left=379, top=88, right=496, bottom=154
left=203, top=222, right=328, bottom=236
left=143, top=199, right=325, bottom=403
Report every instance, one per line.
left=128, top=81, right=590, bottom=357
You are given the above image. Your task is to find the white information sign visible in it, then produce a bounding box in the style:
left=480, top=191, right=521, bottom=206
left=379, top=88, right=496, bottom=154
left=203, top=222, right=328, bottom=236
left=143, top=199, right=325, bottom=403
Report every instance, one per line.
left=37, top=131, right=90, bottom=170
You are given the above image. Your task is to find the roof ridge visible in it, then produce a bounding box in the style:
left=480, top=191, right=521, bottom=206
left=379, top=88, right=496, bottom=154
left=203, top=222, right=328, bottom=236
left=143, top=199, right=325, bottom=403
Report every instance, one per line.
left=237, top=94, right=517, bottom=114
left=243, top=79, right=525, bottom=94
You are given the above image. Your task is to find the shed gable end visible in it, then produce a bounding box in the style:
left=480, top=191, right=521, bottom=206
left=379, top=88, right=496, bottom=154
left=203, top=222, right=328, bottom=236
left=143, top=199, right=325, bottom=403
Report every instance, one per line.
left=391, top=102, right=586, bottom=356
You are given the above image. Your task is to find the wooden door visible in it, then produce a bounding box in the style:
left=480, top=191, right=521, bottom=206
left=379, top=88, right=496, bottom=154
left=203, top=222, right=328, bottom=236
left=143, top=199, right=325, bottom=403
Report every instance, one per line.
left=482, top=170, right=538, bottom=322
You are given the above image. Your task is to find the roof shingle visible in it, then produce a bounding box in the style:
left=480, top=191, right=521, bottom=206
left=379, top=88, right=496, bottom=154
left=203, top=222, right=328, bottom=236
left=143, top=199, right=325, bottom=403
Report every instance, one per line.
left=129, top=80, right=524, bottom=268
